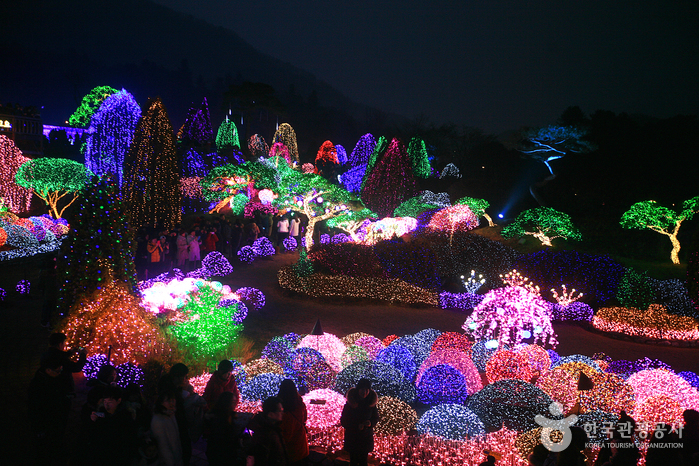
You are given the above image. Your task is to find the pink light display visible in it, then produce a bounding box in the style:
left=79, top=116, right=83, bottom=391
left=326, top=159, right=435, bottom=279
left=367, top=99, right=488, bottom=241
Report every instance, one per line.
left=633, top=395, right=685, bottom=432
left=416, top=349, right=482, bottom=395
left=515, top=344, right=552, bottom=373
left=463, top=286, right=558, bottom=349
left=360, top=217, right=418, bottom=245
left=298, top=333, right=346, bottom=372
left=485, top=349, right=536, bottom=384
left=302, top=388, right=345, bottom=429
left=627, top=369, right=699, bottom=413
left=189, top=372, right=212, bottom=396
left=427, top=205, right=479, bottom=234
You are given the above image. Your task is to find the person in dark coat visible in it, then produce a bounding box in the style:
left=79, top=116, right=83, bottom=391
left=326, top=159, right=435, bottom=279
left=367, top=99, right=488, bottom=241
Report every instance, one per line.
left=248, top=396, right=288, bottom=466
left=277, top=379, right=309, bottom=464
left=340, top=378, right=379, bottom=466
left=28, top=351, right=70, bottom=465
left=205, top=391, right=249, bottom=466
left=40, top=332, right=87, bottom=397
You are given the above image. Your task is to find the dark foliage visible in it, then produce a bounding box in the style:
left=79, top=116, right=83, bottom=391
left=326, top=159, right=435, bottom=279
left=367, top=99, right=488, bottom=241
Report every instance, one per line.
left=308, top=242, right=386, bottom=279
left=512, top=250, right=625, bottom=308
left=374, top=239, right=441, bottom=290
left=616, top=268, right=653, bottom=310
left=688, top=251, right=699, bottom=314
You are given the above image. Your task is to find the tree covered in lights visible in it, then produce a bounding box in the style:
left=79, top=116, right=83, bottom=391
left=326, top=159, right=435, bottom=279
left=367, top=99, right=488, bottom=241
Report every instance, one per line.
left=177, top=98, right=214, bottom=147
left=123, top=98, right=181, bottom=229
left=0, top=135, right=32, bottom=213
left=407, top=137, right=432, bottom=178
left=518, top=125, right=595, bottom=176
left=216, top=118, right=241, bottom=152
left=84, top=89, right=141, bottom=187
left=326, top=207, right=377, bottom=242
left=199, top=161, right=277, bottom=213
left=69, top=85, right=118, bottom=128
left=361, top=136, right=388, bottom=191
left=455, top=196, right=496, bottom=227
left=349, top=133, right=376, bottom=167
left=620, top=197, right=699, bottom=265
left=273, top=162, right=359, bottom=250
left=501, top=207, right=581, bottom=246
left=272, top=123, right=299, bottom=164
left=15, top=158, right=91, bottom=219
left=57, top=176, right=138, bottom=317
left=315, top=140, right=339, bottom=177
left=361, top=138, right=418, bottom=218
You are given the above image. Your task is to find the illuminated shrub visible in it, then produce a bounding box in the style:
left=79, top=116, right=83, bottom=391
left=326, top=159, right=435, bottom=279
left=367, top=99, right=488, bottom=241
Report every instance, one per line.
left=282, top=236, right=297, bottom=251
left=679, top=371, right=699, bottom=389
left=235, top=287, right=265, bottom=311
left=237, top=246, right=256, bottom=263
left=375, top=397, right=418, bottom=435
left=631, top=357, right=672, bottom=373
left=688, top=252, right=699, bottom=315
left=302, top=389, right=345, bottom=428
left=375, top=345, right=417, bottom=382
left=516, top=344, right=551, bottom=373
left=536, top=368, right=577, bottom=412
left=512, top=250, right=624, bottom=307
left=241, top=373, right=285, bottom=401
left=201, top=251, right=233, bottom=277
left=5, top=224, right=39, bottom=249
left=617, top=268, right=653, bottom=309
left=252, top=237, right=276, bottom=257
left=552, top=355, right=601, bottom=372
left=308, top=242, right=386, bottom=278
left=486, top=350, right=535, bottom=384
left=431, top=332, right=472, bottom=354
left=574, top=411, right=619, bottom=445
left=578, top=372, right=635, bottom=414
left=592, top=305, right=699, bottom=341
left=341, top=345, right=369, bottom=369
left=467, top=379, right=555, bottom=432
left=627, top=369, right=699, bottom=411
left=417, top=349, right=482, bottom=395
left=416, top=404, right=485, bottom=440
left=116, top=362, right=145, bottom=388
left=605, top=360, right=635, bottom=379
left=268, top=142, right=290, bottom=164
left=353, top=336, right=384, bottom=360
left=297, top=333, right=346, bottom=372
left=284, top=347, right=326, bottom=385
left=648, top=278, right=697, bottom=318
left=383, top=335, right=399, bottom=346
left=470, top=340, right=503, bottom=372
left=190, top=372, right=213, bottom=396
left=245, top=359, right=283, bottom=378
left=554, top=301, right=594, bottom=322
left=416, top=364, right=470, bottom=405
left=438, top=292, right=483, bottom=310
left=464, top=286, right=557, bottom=349
left=373, top=239, right=441, bottom=291
left=634, top=396, right=685, bottom=431
left=335, top=361, right=416, bottom=403
left=261, top=336, right=294, bottom=366
left=83, top=354, right=109, bottom=380
left=427, top=205, right=479, bottom=235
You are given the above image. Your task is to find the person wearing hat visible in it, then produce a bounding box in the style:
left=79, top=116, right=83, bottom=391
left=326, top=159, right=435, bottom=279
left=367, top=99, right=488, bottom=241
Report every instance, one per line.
left=203, top=359, right=240, bottom=411
left=340, top=378, right=379, bottom=466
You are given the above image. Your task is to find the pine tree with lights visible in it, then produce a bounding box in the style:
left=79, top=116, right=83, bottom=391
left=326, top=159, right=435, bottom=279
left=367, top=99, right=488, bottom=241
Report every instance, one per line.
left=315, top=140, right=339, bottom=177
left=123, top=98, right=181, bottom=230
left=178, top=98, right=214, bottom=147
left=69, top=85, right=118, bottom=128
left=501, top=207, right=581, bottom=247
left=85, top=89, right=141, bottom=187
left=407, top=137, right=432, bottom=178
left=361, top=138, right=418, bottom=218
left=215, top=118, right=241, bottom=152
left=349, top=133, right=376, bottom=167
left=57, top=176, right=138, bottom=318
left=455, top=196, right=496, bottom=227
left=620, top=197, right=699, bottom=265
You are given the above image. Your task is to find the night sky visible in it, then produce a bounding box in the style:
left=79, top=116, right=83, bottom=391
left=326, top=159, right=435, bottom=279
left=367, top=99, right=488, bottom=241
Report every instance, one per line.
left=153, top=0, right=698, bottom=133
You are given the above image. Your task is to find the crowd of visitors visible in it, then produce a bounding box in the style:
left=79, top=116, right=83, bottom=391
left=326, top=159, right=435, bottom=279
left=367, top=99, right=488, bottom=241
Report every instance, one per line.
left=29, top=332, right=385, bottom=465
left=133, top=212, right=306, bottom=280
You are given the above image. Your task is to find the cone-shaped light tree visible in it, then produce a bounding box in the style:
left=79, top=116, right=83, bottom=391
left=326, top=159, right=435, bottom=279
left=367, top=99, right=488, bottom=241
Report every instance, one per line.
left=123, top=98, right=181, bottom=229
left=84, top=89, right=141, bottom=187
left=361, top=138, right=418, bottom=218
left=407, top=137, right=432, bottom=178
left=216, top=118, right=241, bottom=152
left=620, top=197, right=699, bottom=265
left=15, top=158, right=91, bottom=218
left=57, top=176, right=138, bottom=317
left=178, top=98, right=214, bottom=146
